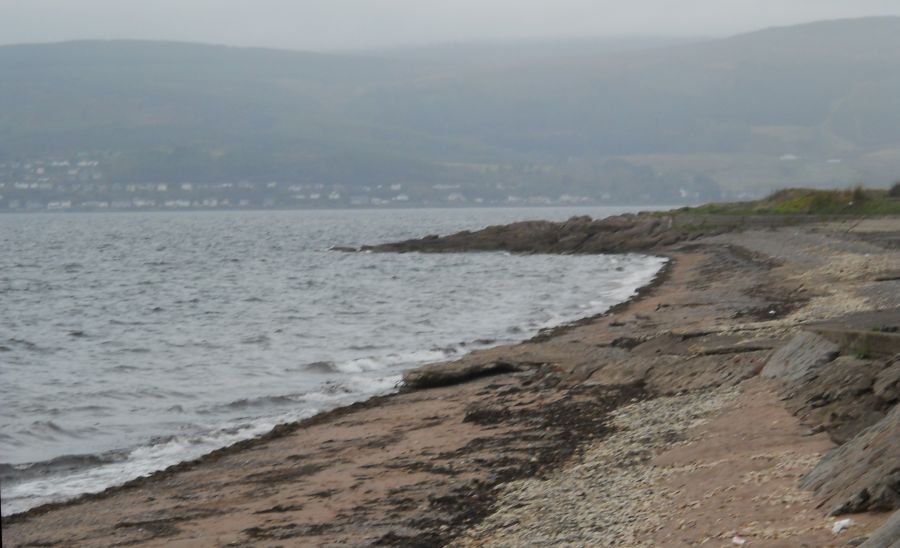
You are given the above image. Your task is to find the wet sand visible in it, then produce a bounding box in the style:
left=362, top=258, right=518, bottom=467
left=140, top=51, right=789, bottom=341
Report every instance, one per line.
left=4, top=218, right=899, bottom=547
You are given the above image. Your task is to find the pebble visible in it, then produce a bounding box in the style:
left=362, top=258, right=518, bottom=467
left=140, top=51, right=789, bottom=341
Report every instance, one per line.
left=451, top=387, right=739, bottom=546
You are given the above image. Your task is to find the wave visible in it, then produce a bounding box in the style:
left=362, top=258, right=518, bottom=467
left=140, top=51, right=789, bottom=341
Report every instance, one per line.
left=221, top=394, right=304, bottom=410
left=0, top=232, right=667, bottom=517
left=3, top=338, right=52, bottom=354
left=16, top=421, right=102, bottom=442
left=240, top=334, right=271, bottom=345
left=0, top=375, right=401, bottom=516
left=333, top=349, right=454, bottom=373
left=0, top=451, right=128, bottom=484
left=305, top=360, right=338, bottom=373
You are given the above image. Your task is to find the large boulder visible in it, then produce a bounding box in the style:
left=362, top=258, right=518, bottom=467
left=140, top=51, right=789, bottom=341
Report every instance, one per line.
left=800, top=404, right=900, bottom=515
left=782, top=355, right=898, bottom=444
left=402, top=359, right=535, bottom=389
left=761, top=330, right=839, bottom=381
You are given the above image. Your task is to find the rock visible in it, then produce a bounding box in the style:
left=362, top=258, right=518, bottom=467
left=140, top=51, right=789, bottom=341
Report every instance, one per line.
left=781, top=355, right=897, bottom=444
left=815, top=328, right=900, bottom=358
left=873, top=360, right=900, bottom=402
left=402, top=360, right=534, bottom=389
left=859, top=509, right=900, bottom=548
left=761, top=331, right=839, bottom=381
left=366, top=214, right=689, bottom=255
left=832, top=517, right=855, bottom=534
left=800, top=404, right=900, bottom=515
left=361, top=211, right=810, bottom=256
left=644, top=353, right=767, bottom=395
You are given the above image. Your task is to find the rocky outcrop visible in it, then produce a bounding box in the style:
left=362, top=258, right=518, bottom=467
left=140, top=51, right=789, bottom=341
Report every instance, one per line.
left=769, top=312, right=899, bottom=515
left=782, top=355, right=899, bottom=444
left=585, top=332, right=774, bottom=396
left=860, top=509, right=900, bottom=548
left=361, top=213, right=822, bottom=255
left=364, top=214, right=709, bottom=255
left=800, top=404, right=900, bottom=515
left=403, top=359, right=538, bottom=389
left=761, top=331, right=840, bottom=381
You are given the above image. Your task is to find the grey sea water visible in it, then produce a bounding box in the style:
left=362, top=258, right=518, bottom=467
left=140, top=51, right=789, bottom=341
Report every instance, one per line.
left=0, top=206, right=666, bottom=515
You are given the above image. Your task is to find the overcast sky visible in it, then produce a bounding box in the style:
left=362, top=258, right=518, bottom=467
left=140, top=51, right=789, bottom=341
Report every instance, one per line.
left=3, top=0, right=899, bottom=51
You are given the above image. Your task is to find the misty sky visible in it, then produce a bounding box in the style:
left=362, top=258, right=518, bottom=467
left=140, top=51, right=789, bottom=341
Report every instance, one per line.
left=3, top=0, right=900, bottom=51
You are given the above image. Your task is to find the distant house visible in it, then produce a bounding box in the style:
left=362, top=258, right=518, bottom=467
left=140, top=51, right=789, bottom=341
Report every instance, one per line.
left=80, top=201, right=109, bottom=209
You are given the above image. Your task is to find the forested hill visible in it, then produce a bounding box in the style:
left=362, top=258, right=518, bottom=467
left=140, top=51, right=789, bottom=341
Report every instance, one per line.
left=2, top=16, right=899, bottom=206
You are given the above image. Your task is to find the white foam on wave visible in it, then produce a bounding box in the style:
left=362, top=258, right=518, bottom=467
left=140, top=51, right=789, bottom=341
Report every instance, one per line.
left=335, top=349, right=452, bottom=373
left=1, top=374, right=402, bottom=516
left=3, top=252, right=667, bottom=516
left=535, top=256, right=667, bottom=330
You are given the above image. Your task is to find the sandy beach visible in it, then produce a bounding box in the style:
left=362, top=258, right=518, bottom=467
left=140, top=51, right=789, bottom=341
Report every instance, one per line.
left=4, top=216, right=899, bottom=547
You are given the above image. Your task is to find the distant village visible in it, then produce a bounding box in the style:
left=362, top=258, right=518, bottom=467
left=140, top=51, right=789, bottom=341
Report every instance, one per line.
left=0, top=154, right=613, bottom=213
left=0, top=156, right=625, bottom=213
left=0, top=153, right=734, bottom=212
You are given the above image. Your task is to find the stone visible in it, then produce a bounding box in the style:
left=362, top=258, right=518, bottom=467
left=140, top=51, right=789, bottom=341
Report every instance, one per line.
left=761, top=331, right=839, bottom=381
left=781, top=355, right=897, bottom=444
left=402, top=360, right=534, bottom=389
left=800, top=405, right=900, bottom=515
left=859, top=509, right=899, bottom=548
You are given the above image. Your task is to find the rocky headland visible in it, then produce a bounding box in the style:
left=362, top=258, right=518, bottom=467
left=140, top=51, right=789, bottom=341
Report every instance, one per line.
left=4, top=190, right=899, bottom=547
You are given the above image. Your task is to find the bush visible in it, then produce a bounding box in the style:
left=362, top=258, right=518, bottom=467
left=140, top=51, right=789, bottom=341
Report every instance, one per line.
left=889, top=181, right=900, bottom=198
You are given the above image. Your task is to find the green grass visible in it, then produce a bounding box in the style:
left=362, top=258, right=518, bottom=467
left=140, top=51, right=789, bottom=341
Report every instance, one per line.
left=676, top=187, right=900, bottom=216
left=855, top=344, right=873, bottom=360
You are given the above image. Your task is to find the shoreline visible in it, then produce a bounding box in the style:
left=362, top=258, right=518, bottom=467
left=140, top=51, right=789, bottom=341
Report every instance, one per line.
left=2, top=252, right=670, bottom=521
left=4, top=215, right=899, bottom=546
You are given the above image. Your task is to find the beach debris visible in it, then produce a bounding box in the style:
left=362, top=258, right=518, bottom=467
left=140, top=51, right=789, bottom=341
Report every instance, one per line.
left=731, top=534, right=747, bottom=545
left=832, top=517, right=854, bottom=534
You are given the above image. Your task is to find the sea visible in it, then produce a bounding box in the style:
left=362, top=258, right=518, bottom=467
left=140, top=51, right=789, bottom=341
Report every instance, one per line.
left=0, top=206, right=667, bottom=515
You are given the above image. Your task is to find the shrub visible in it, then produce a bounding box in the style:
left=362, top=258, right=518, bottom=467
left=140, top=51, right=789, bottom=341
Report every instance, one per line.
left=889, top=181, right=900, bottom=198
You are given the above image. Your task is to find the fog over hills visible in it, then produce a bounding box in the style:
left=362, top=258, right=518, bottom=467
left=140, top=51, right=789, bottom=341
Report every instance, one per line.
left=2, top=17, right=899, bottom=209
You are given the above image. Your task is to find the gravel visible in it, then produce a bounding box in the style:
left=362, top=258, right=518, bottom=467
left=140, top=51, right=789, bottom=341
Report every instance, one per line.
left=451, top=387, right=740, bottom=547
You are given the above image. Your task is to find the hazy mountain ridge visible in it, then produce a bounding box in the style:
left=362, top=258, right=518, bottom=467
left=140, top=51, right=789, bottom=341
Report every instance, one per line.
left=1, top=17, right=899, bottom=209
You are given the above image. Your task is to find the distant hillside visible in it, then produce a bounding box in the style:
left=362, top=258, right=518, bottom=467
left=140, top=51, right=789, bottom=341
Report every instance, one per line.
left=1, top=16, right=899, bottom=209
